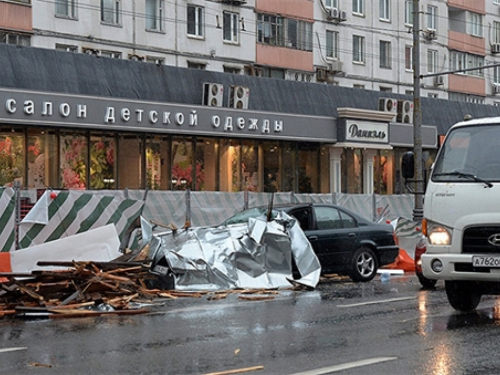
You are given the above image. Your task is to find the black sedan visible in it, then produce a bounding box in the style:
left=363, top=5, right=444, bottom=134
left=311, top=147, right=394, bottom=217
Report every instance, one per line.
left=223, top=203, right=400, bottom=282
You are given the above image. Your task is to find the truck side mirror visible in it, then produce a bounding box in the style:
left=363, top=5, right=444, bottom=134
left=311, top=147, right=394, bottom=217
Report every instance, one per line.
left=401, top=151, right=415, bottom=179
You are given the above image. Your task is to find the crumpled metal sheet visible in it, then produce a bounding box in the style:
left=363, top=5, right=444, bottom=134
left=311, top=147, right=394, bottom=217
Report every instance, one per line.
left=147, top=211, right=321, bottom=290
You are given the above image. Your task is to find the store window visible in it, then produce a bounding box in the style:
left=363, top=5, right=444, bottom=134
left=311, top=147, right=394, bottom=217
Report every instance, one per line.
left=193, top=138, right=210, bottom=191
left=27, top=129, right=57, bottom=189
left=263, top=141, right=280, bottom=192
left=341, top=148, right=363, bottom=194
left=60, top=131, right=87, bottom=189
left=373, top=150, right=393, bottom=194
left=298, top=143, right=319, bottom=193
left=146, top=136, right=169, bottom=190
left=118, top=134, right=142, bottom=189
left=171, top=137, right=193, bottom=190
left=241, top=140, right=259, bottom=191
left=0, top=129, right=24, bottom=187
left=282, top=142, right=296, bottom=192
left=89, top=134, right=116, bottom=189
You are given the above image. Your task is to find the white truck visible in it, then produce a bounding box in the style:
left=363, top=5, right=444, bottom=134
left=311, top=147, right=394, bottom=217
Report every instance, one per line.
left=409, top=116, right=500, bottom=312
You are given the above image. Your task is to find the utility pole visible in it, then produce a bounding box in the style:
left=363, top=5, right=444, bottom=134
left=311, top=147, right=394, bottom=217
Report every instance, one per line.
left=412, top=0, right=423, bottom=222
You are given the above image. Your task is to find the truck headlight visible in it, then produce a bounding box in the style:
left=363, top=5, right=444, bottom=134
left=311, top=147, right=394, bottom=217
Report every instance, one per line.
left=427, top=225, right=452, bottom=246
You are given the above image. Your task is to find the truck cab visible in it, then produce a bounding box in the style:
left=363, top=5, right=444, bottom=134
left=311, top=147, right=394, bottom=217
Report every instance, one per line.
left=419, top=117, right=500, bottom=311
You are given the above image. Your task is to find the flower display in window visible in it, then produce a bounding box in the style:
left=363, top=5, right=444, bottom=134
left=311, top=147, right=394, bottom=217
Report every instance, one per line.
left=61, top=136, right=87, bottom=189
left=0, top=136, right=23, bottom=187
left=146, top=146, right=162, bottom=190
left=171, top=163, right=204, bottom=190
left=90, top=140, right=115, bottom=189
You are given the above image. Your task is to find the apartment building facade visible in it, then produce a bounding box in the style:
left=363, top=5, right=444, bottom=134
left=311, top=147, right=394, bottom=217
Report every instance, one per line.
left=3, top=0, right=500, bottom=103
left=0, top=0, right=499, bottom=195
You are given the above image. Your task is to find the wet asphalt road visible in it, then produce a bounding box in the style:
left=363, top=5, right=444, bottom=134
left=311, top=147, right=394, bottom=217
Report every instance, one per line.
left=2, top=274, right=500, bottom=375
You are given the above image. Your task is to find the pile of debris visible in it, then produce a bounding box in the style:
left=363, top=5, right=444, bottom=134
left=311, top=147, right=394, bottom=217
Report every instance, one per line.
left=0, top=260, right=290, bottom=320
left=0, top=260, right=202, bottom=319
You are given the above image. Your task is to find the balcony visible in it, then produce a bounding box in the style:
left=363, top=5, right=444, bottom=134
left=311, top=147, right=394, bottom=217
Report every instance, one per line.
left=0, top=1, right=32, bottom=32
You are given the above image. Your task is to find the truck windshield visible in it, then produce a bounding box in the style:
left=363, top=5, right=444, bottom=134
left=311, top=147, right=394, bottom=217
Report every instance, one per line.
left=432, top=124, right=500, bottom=183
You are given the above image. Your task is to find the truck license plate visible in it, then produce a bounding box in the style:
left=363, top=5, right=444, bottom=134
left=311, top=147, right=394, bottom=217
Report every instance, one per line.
left=472, top=256, right=500, bottom=268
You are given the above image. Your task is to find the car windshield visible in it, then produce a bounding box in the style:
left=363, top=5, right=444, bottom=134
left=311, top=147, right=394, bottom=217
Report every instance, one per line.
left=222, top=207, right=278, bottom=226
left=432, top=124, right=500, bottom=184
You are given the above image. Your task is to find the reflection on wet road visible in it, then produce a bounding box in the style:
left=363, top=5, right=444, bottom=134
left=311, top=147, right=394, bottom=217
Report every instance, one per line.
left=2, top=275, right=500, bottom=374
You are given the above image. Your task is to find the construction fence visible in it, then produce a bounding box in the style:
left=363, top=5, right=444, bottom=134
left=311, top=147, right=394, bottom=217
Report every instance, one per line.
left=0, top=188, right=418, bottom=253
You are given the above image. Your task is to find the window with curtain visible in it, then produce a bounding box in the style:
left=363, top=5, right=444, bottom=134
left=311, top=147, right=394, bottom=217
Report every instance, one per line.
left=187, top=4, right=204, bottom=37
left=146, top=0, right=164, bottom=31
left=223, top=11, right=239, bottom=43
left=101, top=0, right=120, bottom=24
left=353, top=35, right=364, bottom=63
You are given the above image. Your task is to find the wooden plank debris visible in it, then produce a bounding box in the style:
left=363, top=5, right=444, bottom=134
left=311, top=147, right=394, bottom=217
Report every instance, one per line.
left=0, top=260, right=296, bottom=320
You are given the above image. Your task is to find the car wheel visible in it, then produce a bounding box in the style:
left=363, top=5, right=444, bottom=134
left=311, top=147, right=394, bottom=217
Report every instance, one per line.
left=445, top=280, right=481, bottom=312
left=349, top=247, right=378, bottom=282
left=417, top=272, right=437, bottom=289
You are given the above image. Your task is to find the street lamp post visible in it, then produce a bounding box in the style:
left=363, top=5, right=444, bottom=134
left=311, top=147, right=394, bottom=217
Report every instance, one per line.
left=412, top=0, right=424, bottom=222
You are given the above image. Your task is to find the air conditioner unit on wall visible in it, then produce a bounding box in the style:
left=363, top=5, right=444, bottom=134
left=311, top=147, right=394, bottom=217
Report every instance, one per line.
left=397, top=100, right=414, bottom=124
left=317, top=68, right=328, bottom=82
left=328, top=8, right=339, bottom=20
left=492, top=43, right=500, bottom=54
left=329, top=60, right=343, bottom=73
left=339, top=10, right=347, bottom=21
left=378, top=98, right=398, bottom=114
left=229, top=85, right=250, bottom=109
left=493, top=83, right=500, bottom=95
left=423, top=30, right=436, bottom=41
left=202, top=83, right=224, bottom=107
left=433, top=76, right=444, bottom=86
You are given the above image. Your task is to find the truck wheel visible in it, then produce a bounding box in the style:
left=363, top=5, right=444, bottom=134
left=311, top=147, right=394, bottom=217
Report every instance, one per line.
left=349, top=247, right=378, bottom=282
left=417, top=272, right=437, bottom=289
left=445, top=280, right=481, bottom=312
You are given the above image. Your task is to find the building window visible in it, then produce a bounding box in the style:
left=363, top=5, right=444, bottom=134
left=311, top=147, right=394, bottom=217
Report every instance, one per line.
left=257, top=14, right=284, bottom=46
left=428, top=93, right=438, bottom=98
left=379, top=0, right=390, bottom=21
left=494, top=21, right=500, bottom=44
left=0, top=31, right=30, bottom=46
left=450, top=51, right=484, bottom=77
left=405, top=45, right=413, bottom=70
left=257, top=14, right=312, bottom=52
left=56, top=44, right=78, bottom=52
left=467, top=12, right=483, bottom=37
left=146, top=0, right=163, bottom=32
left=146, top=56, right=164, bottom=64
left=427, top=49, right=437, bottom=74
left=404, top=1, right=413, bottom=26
left=494, top=66, right=500, bottom=84
left=326, top=30, right=339, bottom=59
left=427, top=5, right=437, bottom=31
left=100, top=50, right=121, bottom=59
left=223, top=11, right=239, bottom=43
left=224, top=66, right=241, bottom=74
left=187, top=4, right=204, bottom=38
left=380, top=40, right=391, bottom=69
left=380, top=86, right=392, bottom=92
left=287, top=18, right=313, bottom=51
left=353, top=35, right=364, bottom=63
left=55, top=0, right=76, bottom=18
left=101, top=0, right=121, bottom=25
left=325, top=0, right=338, bottom=8
left=353, top=0, right=364, bottom=15
left=187, top=61, right=206, bottom=70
